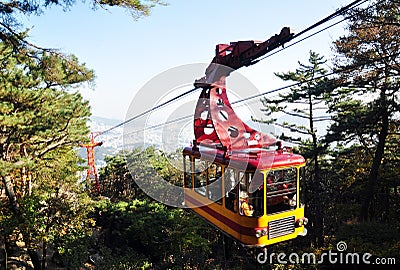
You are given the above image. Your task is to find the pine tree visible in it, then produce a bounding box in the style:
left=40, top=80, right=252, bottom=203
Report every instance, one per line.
left=0, top=40, right=94, bottom=269
left=326, top=0, right=400, bottom=222
left=254, top=50, right=331, bottom=247
left=0, top=0, right=164, bottom=38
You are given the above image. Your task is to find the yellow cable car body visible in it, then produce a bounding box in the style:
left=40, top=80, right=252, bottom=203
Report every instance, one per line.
left=183, top=145, right=307, bottom=247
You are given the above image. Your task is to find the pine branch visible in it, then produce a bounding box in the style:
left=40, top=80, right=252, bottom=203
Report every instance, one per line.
left=281, top=109, right=310, bottom=119
left=274, top=122, right=310, bottom=135
left=36, top=134, right=69, bottom=158
left=0, top=21, right=54, bottom=52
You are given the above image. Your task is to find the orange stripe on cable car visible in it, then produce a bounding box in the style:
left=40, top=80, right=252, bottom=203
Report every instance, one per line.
left=185, top=194, right=255, bottom=237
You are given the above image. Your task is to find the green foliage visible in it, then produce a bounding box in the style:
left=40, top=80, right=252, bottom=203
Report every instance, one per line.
left=255, top=50, right=332, bottom=247
left=336, top=222, right=400, bottom=259
left=94, top=198, right=217, bottom=269
left=99, top=151, right=137, bottom=200
left=0, top=41, right=92, bottom=170
left=0, top=0, right=165, bottom=31
left=99, top=147, right=183, bottom=202
left=255, top=49, right=330, bottom=168
left=255, top=50, right=330, bottom=141
left=97, top=0, right=166, bottom=19
left=97, top=246, right=152, bottom=270
left=0, top=37, right=95, bottom=268
left=0, top=40, right=92, bottom=182
left=326, top=0, right=400, bottom=222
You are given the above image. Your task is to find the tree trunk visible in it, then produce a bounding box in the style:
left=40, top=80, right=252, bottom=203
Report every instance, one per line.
left=2, top=176, right=19, bottom=215
left=359, top=95, right=389, bottom=222
left=41, top=240, right=47, bottom=270
left=28, top=248, right=42, bottom=270
left=0, top=231, right=6, bottom=270
left=312, top=145, right=324, bottom=247
left=3, top=175, right=44, bottom=269
left=309, top=94, right=324, bottom=247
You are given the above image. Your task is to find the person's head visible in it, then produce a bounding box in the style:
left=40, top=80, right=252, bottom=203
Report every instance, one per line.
left=267, top=175, right=274, bottom=182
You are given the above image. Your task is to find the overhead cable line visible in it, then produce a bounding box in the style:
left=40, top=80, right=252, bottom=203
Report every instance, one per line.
left=99, top=0, right=371, bottom=136
left=293, top=0, right=368, bottom=38
left=251, top=0, right=370, bottom=64
left=124, top=73, right=334, bottom=136
left=101, top=86, right=200, bottom=135
left=124, top=50, right=400, bottom=136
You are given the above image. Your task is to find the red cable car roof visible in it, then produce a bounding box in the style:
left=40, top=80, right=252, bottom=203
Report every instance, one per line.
left=183, top=146, right=305, bottom=171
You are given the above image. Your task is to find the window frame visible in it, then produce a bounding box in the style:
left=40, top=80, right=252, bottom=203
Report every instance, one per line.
left=183, top=155, right=193, bottom=189
left=224, top=168, right=238, bottom=213
left=207, top=162, right=223, bottom=204
left=193, top=158, right=207, bottom=196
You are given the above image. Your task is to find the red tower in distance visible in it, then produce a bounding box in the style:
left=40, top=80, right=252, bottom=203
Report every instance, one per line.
left=80, top=132, right=103, bottom=193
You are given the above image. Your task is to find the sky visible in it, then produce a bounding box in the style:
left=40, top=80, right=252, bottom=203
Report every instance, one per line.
left=21, top=0, right=355, bottom=122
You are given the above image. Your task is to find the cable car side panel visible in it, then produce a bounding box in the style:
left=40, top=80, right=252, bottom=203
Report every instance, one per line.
left=185, top=189, right=306, bottom=247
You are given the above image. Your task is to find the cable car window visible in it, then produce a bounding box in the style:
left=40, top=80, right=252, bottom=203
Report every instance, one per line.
left=239, top=171, right=264, bottom=217
left=251, top=171, right=265, bottom=217
left=183, top=155, right=192, bottom=188
left=194, top=158, right=207, bottom=196
left=207, top=163, right=222, bottom=204
left=266, top=167, right=297, bottom=215
left=224, top=168, right=237, bottom=212
left=299, top=166, right=305, bottom=206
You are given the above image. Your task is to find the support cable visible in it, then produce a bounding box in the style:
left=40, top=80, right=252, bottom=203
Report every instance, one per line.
left=98, top=0, right=374, bottom=136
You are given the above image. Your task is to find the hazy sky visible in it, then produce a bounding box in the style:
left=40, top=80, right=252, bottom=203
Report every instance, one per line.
left=23, top=0, right=354, bottom=121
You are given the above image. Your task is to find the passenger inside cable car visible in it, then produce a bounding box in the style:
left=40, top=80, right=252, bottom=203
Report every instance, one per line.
left=229, top=168, right=298, bottom=217
left=266, top=168, right=297, bottom=214
left=240, top=196, right=254, bottom=216
left=238, top=171, right=264, bottom=217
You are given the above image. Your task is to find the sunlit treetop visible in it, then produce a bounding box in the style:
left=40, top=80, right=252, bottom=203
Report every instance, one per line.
left=0, top=0, right=165, bottom=50
left=0, top=0, right=164, bottom=18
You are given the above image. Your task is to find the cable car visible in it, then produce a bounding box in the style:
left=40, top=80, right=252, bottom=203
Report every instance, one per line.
left=182, top=27, right=307, bottom=247
left=182, top=83, right=308, bottom=247
left=183, top=142, right=307, bottom=247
